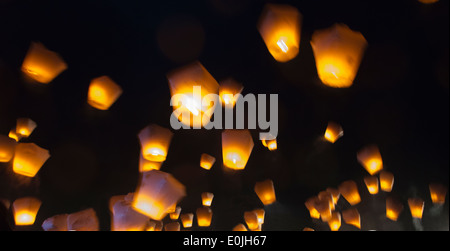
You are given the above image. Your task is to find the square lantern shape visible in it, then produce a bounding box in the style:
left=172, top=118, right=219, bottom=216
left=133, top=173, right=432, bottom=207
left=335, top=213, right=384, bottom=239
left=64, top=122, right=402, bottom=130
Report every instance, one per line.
left=311, top=23, right=368, bottom=88
left=364, top=176, right=379, bottom=195
left=196, top=207, right=213, bottom=227
left=338, top=180, right=361, bottom=205
left=324, top=121, right=344, bottom=143
left=132, top=170, right=186, bottom=221
left=254, top=179, right=276, bottom=205
left=169, top=206, right=182, bottom=220
left=357, top=145, right=383, bottom=175
left=244, top=211, right=259, bottom=230
left=111, top=198, right=150, bottom=231
left=257, top=4, right=302, bottom=62
left=13, top=143, right=50, bottom=177
left=386, top=197, right=404, bottom=221
left=0, top=135, right=16, bottom=162
left=200, top=153, right=216, bottom=170
left=67, top=208, right=100, bottom=231
left=342, top=208, right=361, bottom=229
left=180, top=213, right=194, bottom=228
left=233, top=223, right=248, bottom=231
left=379, top=170, right=394, bottom=192
left=429, top=183, right=447, bottom=205
left=139, top=152, right=163, bottom=172
left=222, top=129, right=254, bottom=170
left=253, top=208, right=265, bottom=224
left=219, top=78, right=244, bottom=107
left=305, top=197, right=321, bottom=219
left=21, top=42, right=68, bottom=84
left=87, top=76, right=123, bottom=110
left=408, top=198, right=425, bottom=219
left=167, top=61, right=220, bottom=128
left=16, top=118, right=37, bottom=138
left=138, top=124, right=174, bottom=162
left=12, top=197, right=42, bottom=226
left=201, top=192, right=214, bottom=207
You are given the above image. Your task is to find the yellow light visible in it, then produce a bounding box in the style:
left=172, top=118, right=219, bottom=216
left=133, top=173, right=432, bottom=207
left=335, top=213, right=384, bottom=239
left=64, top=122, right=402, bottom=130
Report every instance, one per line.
left=200, top=153, right=216, bottom=170
left=180, top=213, right=194, bottom=228
left=408, top=198, right=424, bottom=219
left=196, top=207, right=213, bottom=227
left=12, top=197, right=42, bottom=226
left=357, top=145, right=383, bottom=175
left=201, top=192, right=214, bottom=207
left=338, top=180, right=361, bottom=205
left=16, top=118, right=37, bottom=138
left=139, top=153, right=162, bottom=172
left=342, top=208, right=361, bottom=229
left=87, top=76, right=122, bottom=110
left=0, top=135, right=16, bottom=163
left=429, top=183, right=447, bottom=205
left=138, top=124, right=174, bottom=162
left=222, top=130, right=254, bottom=170
left=254, top=179, right=276, bottom=205
left=386, top=197, right=404, bottom=221
left=219, top=78, right=244, bottom=108
left=8, top=129, right=21, bottom=142
left=13, top=143, right=51, bottom=177
left=379, top=170, right=394, bottom=192
left=328, top=212, right=341, bottom=231
left=324, top=122, right=343, bottom=143
left=364, top=176, right=379, bottom=195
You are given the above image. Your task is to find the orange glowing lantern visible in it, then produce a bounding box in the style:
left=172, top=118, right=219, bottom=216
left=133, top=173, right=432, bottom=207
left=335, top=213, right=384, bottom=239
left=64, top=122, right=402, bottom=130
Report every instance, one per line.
left=180, top=213, right=194, bottom=228
left=168, top=61, right=220, bottom=128
left=364, top=176, right=379, bottom=195
left=257, top=4, right=302, bottom=62
left=262, top=138, right=278, bottom=151
left=324, top=121, right=343, bottom=143
left=21, top=42, right=68, bottom=84
left=244, top=211, right=259, bottom=230
left=357, top=145, right=383, bottom=175
left=67, top=208, right=99, bottom=231
left=196, top=207, right=213, bottom=227
left=219, top=78, right=243, bottom=107
left=0, top=135, right=16, bottom=162
left=314, top=197, right=332, bottom=222
left=318, top=191, right=335, bottom=211
left=311, top=23, right=367, bottom=88
left=303, top=227, right=315, bottom=231
left=326, top=187, right=340, bottom=205
left=110, top=197, right=150, bottom=231
left=253, top=208, right=265, bottom=225
left=232, top=223, right=248, bottom=231
left=138, top=124, right=174, bottom=162
left=170, top=206, right=182, bottom=220
left=200, top=153, right=216, bottom=170
left=146, top=220, right=156, bottom=231
left=201, top=192, right=214, bottom=207
left=16, top=118, right=37, bottom=138
left=342, top=208, right=361, bottom=229
left=12, top=197, right=42, bottom=226
left=13, top=143, right=50, bottom=177
left=164, top=222, right=180, bottom=231
left=132, top=170, right=186, bottom=220
left=418, top=0, right=439, bottom=3
left=408, top=198, right=424, bottom=219
left=222, top=129, right=254, bottom=170
left=254, top=179, right=276, bottom=205
left=139, top=152, right=163, bottom=172
left=87, top=76, right=123, bottom=110
left=328, top=211, right=341, bottom=231
left=379, top=170, right=394, bottom=192
left=386, top=196, right=404, bottom=221
left=8, top=128, right=21, bottom=142
left=429, top=183, right=447, bottom=205
left=305, top=197, right=321, bottom=219
left=338, top=180, right=361, bottom=205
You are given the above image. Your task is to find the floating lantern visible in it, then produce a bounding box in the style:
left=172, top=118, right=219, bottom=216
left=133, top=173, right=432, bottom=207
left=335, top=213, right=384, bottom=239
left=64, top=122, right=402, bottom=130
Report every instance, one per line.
left=324, top=121, right=344, bottom=143
left=42, top=214, right=69, bottom=231
left=253, top=208, right=265, bottom=224
left=139, top=152, right=163, bottom=172
left=165, top=222, right=180, bottom=231
left=326, top=188, right=340, bottom=205
left=254, top=179, right=276, bottom=205
left=386, top=197, right=404, bottom=221
left=201, top=192, right=214, bottom=207
left=196, top=207, right=213, bottom=227
left=314, top=197, right=332, bottom=222
left=364, top=176, right=379, bottom=195
left=0, top=135, right=16, bottom=162
left=138, top=124, right=174, bottom=162
left=170, top=206, right=182, bottom=220
left=408, top=198, right=425, bottom=219
left=244, top=211, right=259, bottom=230
left=342, top=208, right=361, bottom=229
left=338, top=180, right=361, bottom=205
left=16, top=118, right=37, bottom=138
left=328, top=211, right=341, bottom=231
left=232, top=223, right=248, bottom=231
left=67, top=208, right=99, bottom=231
left=8, top=128, right=21, bottom=142
left=357, top=145, right=383, bottom=175
left=180, top=213, right=194, bottom=228
left=311, top=23, right=367, bottom=88
left=87, top=76, right=123, bottom=110
left=12, top=197, right=42, bottom=226
left=111, top=197, right=150, bottom=231
left=257, top=4, right=302, bottom=62
left=379, top=170, right=394, bottom=192
left=262, top=138, right=278, bottom=151
left=222, top=129, right=254, bottom=170
left=318, top=191, right=335, bottom=211
left=219, top=78, right=243, bottom=107
left=167, top=61, right=219, bottom=128
left=429, top=183, right=447, bottom=205
left=13, top=143, right=50, bottom=177
left=252, top=224, right=262, bottom=231
left=200, top=153, right=216, bottom=170
left=132, top=170, right=186, bottom=220
left=305, top=197, right=321, bottom=219
left=21, top=42, right=68, bottom=84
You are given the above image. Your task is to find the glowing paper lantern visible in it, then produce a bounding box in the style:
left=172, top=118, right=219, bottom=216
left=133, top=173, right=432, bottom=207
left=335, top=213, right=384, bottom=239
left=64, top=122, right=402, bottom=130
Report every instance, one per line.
left=386, top=197, right=404, bottom=221
left=311, top=23, right=367, bottom=88
left=0, top=135, right=16, bottom=162
left=111, top=197, right=150, bottom=231
left=139, top=153, right=162, bottom=172
left=42, top=214, right=69, bottom=231
left=314, top=197, right=332, bottom=222
left=170, top=206, right=182, bottom=220
left=222, top=129, right=254, bottom=170
left=219, top=78, right=243, bottom=107
left=305, top=197, right=321, bottom=219
left=9, top=129, right=21, bottom=142
left=364, top=176, right=379, bottom=195
left=338, top=180, right=361, bottom=205
left=201, top=192, right=214, bottom=207
left=21, top=42, right=68, bottom=84
left=196, top=207, right=213, bottom=227
left=257, top=4, right=302, bottom=62
left=324, top=121, right=343, bottom=143
left=328, top=211, right=341, bottom=231
left=132, top=170, right=186, bottom=220
left=87, top=76, right=123, bottom=110
left=180, top=213, right=194, bottom=228
left=167, top=61, right=219, bottom=128
left=357, top=145, right=383, bottom=175
left=13, top=143, right=50, bottom=177
left=254, top=179, right=276, bottom=205
left=326, top=188, right=340, bottom=205
left=232, top=223, right=248, bottom=231
left=164, top=222, right=180, bottom=231
left=138, top=124, right=174, bottom=162
left=67, top=208, right=99, bottom=231
left=262, top=138, right=278, bottom=151
left=146, top=220, right=156, bottom=231
left=342, top=208, right=361, bottom=229
left=12, top=197, right=42, bottom=226
left=418, top=0, right=439, bottom=3
left=200, top=153, right=216, bottom=170
left=408, top=198, right=425, bottom=219
left=253, top=208, right=265, bottom=224
left=244, top=211, right=259, bottom=230
left=318, top=191, right=335, bottom=211
left=16, top=118, right=37, bottom=138
left=429, top=183, right=447, bottom=205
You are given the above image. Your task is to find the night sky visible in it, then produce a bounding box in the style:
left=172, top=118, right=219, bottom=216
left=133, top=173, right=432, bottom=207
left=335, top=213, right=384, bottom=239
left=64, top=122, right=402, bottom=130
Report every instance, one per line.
left=0, top=0, right=448, bottom=231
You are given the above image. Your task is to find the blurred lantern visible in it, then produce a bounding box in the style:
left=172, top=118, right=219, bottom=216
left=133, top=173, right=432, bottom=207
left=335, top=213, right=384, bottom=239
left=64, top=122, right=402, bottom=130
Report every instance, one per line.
left=170, top=206, right=182, bottom=220
left=222, top=129, right=254, bottom=170
left=87, top=76, right=123, bottom=110
left=8, top=128, right=21, bottom=142
left=244, top=211, right=259, bottom=230
left=42, top=214, right=68, bottom=231
left=305, top=197, right=321, bottom=219
left=342, top=208, right=361, bottom=229
left=132, top=170, right=186, bottom=220
left=166, top=203, right=177, bottom=214
left=313, top=197, right=332, bottom=222
left=253, top=208, right=265, bottom=224
left=232, top=223, right=248, bottom=231
left=357, top=145, right=383, bottom=175
left=111, top=196, right=150, bottom=231
left=0, top=135, right=16, bottom=162
left=429, top=183, right=447, bottom=205
left=201, top=192, right=214, bottom=207
left=167, top=61, right=219, bottom=128
left=16, top=118, right=37, bottom=138
left=379, top=170, right=394, bottom=192
left=364, top=176, right=379, bottom=195
left=408, top=198, right=425, bottom=219
left=139, top=153, right=162, bottom=172
left=328, top=211, right=341, bottom=231
left=146, top=220, right=156, bottom=231
left=252, top=224, right=262, bottom=231
left=67, top=208, right=99, bottom=231
left=196, top=207, right=213, bottom=227
left=254, top=179, right=276, bottom=205
left=311, top=23, right=368, bottom=88
left=219, top=78, right=243, bottom=107
left=21, top=42, right=68, bottom=84
left=386, top=197, right=404, bottom=221
left=338, top=180, right=361, bottom=205
left=12, top=197, right=42, bottom=226
left=180, top=213, right=194, bottom=228
left=164, top=222, right=180, bottom=231
left=13, top=143, right=50, bottom=177
left=257, top=4, right=302, bottom=62
left=318, top=191, right=335, bottom=211
left=326, top=187, right=340, bottom=205
left=303, top=227, right=315, bottom=231
left=138, top=124, right=174, bottom=162
left=200, top=153, right=216, bottom=170
left=262, top=138, right=278, bottom=151
left=324, top=121, right=343, bottom=143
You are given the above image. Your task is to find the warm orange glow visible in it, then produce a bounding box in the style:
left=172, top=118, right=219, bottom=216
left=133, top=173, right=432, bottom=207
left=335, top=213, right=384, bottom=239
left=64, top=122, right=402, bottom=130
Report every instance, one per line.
left=201, top=192, right=214, bottom=207
left=364, top=176, right=379, bottom=195
left=253, top=208, right=265, bottom=224
left=357, top=145, right=383, bottom=175
left=258, top=4, right=302, bottom=62
left=12, top=197, right=42, bottom=226
left=110, top=195, right=150, bottom=231
left=305, top=197, right=321, bottom=219
left=0, top=135, right=16, bottom=163
left=379, top=170, right=394, bottom=192
left=164, top=222, right=180, bottom=231
left=342, top=208, right=361, bottom=229
left=169, top=206, right=182, bottom=220
left=338, top=180, right=361, bottom=205
left=87, top=76, right=123, bottom=110
left=429, top=183, right=447, bottom=205
left=265, top=139, right=278, bottom=151
left=232, top=223, right=248, bottom=231
left=180, top=213, right=194, bottom=228
left=196, top=207, right=213, bottom=227
left=386, top=197, right=404, bottom=221
left=328, top=212, right=341, bottom=231
left=138, top=124, right=174, bottom=162
left=254, top=179, right=276, bottom=205
left=200, top=153, right=216, bottom=170
left=324, top=121, right=344, bottom=143
left=21, top=42, right=68, bottom=84
left=326, top=188, right=340, bottom=205
left=311, top=24, right=367, bottom=88
left=244, top=211, right=259, bottom=230
left=219, top=78, right=243, bottom=107
left=222, top=129, right=254, bottom=170
left=408, top=198, right=424, bottom=219
left=8, top=129, right=21, bottom=142
left=16, top=118, right=37, bottom=138
left=139, top=153, right=162, bottom=172
left=13, top=143, right=51, bottom=177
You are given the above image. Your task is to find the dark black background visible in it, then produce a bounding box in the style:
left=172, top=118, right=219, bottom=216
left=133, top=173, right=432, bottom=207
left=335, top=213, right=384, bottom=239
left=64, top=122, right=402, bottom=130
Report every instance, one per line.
left=0, top=0, right=448, bottom=231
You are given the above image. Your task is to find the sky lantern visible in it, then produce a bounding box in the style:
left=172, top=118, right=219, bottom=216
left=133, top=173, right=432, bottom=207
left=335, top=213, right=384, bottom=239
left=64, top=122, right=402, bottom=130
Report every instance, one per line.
left=219, top=78, right=243, bottom=107
left=167, top=61, right=219, bottom=128
left=201, top=192, right=214, bottom=207
left=254, top=179, right=276, bottom=205
left=253, top=208, right=265, bottom=225
left=138, top=123, right=174, bottom=162
left=0, top=135, right=16, bottom=162
left=87, top=76, right=123, bottom=110
left=338, top=180, right=361, bottom=205
left=169, top=206, right=182, bottom=220
left=164, top=222, right=180, bottom=231
left=326, top=188, right=340, bottom=205
left=318, top=191, right=335, bottom=211
left=12, top=197, right=42, bottom=226
left=13, top=143, right=50, bottom=177
left=232, top=223, right=248, bottom=231
left=139, top=153, right=163, bottom=172
left=222, top=129, right=254, bottom=170
left=132, top=170, right=186, bottom=221
left=196, top=207, right=213, bottom=227
left=180, top=213, right=194, bottom=228
left=313, top=197, right=332, bottom=222
left=262, top=138, right=278, bottom=151
left=42, top=214, right=69, bottom=231
left=110, top=196, right=150, bottom=231
left=357, top=145, right=383, bottom=175
left=429, top=183, right=447, bottom=205
left=311, top=23, right=367, bottom=88
left=244, top=211, right=259, bottom=230
left=16, top=118, right=37, bottom=138
left=342, top=208, right=361, bottom=229
left=200, top=153, right=216, bottom=170
left=323, top=121, right=344, bottom=143
left=379, top=170, right=394, bottom=192
left=21, top=42, right=68, bottom=84
left=67, top=208, right=99, bottom=231
left=364, top=176, right=379, bottom=195
left=147, top=220, right=163, bottom=231
left=327, top=211, right=341, bottom=231
left=305, top=197, right=321, bottom=219
left=386, top=196, right=404, bottom=221
left=8, top=128, right=21, bottom=142
left=408, top=198, right=425, bottom=219
left=257, top=3, right=302, bottom=63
